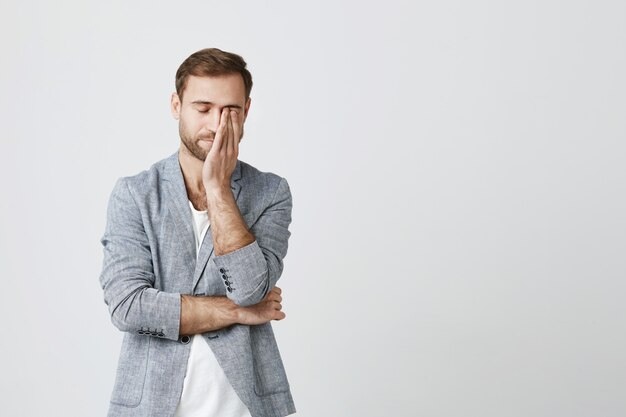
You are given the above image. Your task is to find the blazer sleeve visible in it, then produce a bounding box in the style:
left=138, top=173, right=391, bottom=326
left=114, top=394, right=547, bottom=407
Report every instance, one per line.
left=211, top=176, right=293, bottom=307
left=99, top=177, right=181, bottom=341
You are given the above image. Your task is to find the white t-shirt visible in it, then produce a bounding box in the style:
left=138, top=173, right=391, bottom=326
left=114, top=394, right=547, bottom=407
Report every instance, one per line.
left=173, top=201, right=252, bottom=417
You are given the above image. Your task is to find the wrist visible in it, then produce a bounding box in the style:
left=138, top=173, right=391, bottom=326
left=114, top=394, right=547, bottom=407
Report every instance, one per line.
left=204, top=184, right=232, bottom=201
left=211, top=296, right=240, bottom=326
left=231, top=305, right=243, bottom=324
left=219, top=297, right=241, bottom=325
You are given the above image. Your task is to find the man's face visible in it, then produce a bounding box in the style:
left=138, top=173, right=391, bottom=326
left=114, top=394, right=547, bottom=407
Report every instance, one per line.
left=171, top=74, right=251, bottom=161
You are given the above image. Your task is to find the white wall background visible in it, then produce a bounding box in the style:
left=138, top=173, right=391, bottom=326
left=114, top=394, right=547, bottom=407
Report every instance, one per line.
left=1, top=0, right=624, bottom=416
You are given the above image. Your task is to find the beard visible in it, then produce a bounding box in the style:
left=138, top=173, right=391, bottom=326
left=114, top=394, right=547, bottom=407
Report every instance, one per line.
left=178, top=117, right=244, bottom=162
left=179, top=118, right=212, bottom=162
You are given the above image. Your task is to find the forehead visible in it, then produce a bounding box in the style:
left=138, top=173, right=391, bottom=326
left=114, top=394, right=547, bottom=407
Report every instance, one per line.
left=183, top=74, right=246, bottom=105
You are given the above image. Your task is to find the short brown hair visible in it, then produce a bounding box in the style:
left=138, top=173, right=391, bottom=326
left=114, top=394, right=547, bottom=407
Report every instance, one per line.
left=175, top=48, right=253, bottom=101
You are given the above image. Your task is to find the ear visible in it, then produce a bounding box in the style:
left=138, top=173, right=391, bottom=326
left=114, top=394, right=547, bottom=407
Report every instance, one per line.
left=170, top=92, right=181, bottom=120
left=243, top=97, right=251, bottom=122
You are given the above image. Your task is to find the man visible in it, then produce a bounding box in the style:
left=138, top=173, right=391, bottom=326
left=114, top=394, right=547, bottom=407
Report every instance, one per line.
left=99, top=48, right=296, bottom=417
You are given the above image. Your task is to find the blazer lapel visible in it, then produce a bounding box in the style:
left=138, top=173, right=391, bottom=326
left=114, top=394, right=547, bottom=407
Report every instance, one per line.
left=162, top=151, right=196, bottom=291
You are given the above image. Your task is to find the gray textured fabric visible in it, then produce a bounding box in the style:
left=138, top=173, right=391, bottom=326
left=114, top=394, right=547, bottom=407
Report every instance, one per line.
left=99, top=149, right=296, bottom=417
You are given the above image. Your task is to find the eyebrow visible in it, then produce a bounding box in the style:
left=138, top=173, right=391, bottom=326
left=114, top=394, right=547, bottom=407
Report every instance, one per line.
left=191, top=100, right=243, bottom=110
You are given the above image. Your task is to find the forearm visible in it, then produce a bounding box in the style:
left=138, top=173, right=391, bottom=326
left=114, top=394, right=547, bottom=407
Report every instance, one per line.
left=179, top=294, right=241, bottom=336
left=102, top=280, right=182, bottom=340
left=180, top=287, right=287, bottom=335
left=207, top=177, right=292, bottom=307
left=206, top=185, right=255, bottom=256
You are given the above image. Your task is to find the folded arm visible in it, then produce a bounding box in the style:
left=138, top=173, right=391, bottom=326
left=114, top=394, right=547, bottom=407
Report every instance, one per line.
left=99, top=178, right=288, bottom=341
left=179, top=286, right=285, bottom=336
left=100, top=178, right=185, bottom=340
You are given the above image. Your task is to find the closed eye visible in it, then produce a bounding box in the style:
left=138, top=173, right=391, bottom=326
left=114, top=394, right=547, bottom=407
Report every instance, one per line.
left=197, top=110, right=209, bottom=113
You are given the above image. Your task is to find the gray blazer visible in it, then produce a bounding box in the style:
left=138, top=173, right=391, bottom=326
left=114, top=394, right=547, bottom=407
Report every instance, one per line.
left=99, top=150, right=296, bottom=417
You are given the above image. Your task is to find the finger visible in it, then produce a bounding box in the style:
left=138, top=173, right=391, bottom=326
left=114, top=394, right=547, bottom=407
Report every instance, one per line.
left=227, top=109, right=235, bottom=154
left=222, top=108, right=231, bottom=153
left=267, top=292, right=281, bottom=303
left=215, top=108, right=228, bottom=153
left=273, top=287, right=282, bottom=295
left=222, top=109, right=230, bottom=155
left=275, top=303, right=282, bottom=310
left=231, top=109, right=240, bottom=154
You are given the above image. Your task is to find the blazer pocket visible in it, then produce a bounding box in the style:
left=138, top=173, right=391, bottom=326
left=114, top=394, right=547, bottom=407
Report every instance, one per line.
left=250, top=323, right=291, bottom=396
left=110, top=334, right=151, bottom=407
